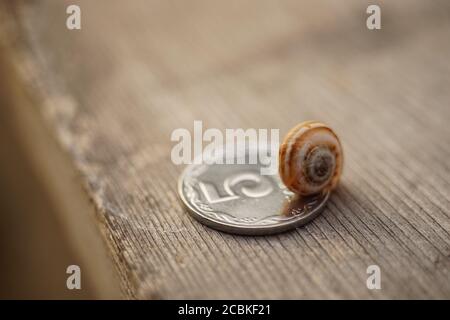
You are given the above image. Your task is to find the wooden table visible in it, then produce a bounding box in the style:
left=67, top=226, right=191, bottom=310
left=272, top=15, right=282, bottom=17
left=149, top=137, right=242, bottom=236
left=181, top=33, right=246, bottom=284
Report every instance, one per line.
left=1, top=0, right=449, bottom=299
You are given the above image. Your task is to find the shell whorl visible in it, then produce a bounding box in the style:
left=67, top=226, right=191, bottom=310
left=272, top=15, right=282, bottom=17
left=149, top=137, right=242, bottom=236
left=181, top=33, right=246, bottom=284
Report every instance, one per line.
left=279, top=121, right=343, bottom=196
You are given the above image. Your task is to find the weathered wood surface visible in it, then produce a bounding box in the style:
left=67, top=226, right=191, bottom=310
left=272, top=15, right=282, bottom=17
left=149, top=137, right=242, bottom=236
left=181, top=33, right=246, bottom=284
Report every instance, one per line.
left=1, top=0, right=449, bottom=299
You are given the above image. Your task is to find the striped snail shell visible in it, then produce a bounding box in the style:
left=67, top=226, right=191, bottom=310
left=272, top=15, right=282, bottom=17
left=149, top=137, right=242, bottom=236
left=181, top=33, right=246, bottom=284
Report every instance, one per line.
left=279, top=121, right=343, bottom=196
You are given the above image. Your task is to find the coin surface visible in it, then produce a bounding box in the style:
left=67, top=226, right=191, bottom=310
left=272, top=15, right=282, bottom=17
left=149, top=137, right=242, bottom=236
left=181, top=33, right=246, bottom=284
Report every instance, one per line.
left=178, top=148, right=329, bottom=235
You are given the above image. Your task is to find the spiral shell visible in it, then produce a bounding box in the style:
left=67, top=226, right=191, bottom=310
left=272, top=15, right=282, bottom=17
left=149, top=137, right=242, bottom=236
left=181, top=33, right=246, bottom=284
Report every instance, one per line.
left=279, top=121, right=343, bottom=196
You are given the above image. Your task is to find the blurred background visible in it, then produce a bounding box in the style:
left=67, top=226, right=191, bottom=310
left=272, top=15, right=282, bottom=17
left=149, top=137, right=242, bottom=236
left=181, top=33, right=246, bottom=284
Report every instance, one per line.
left=0, top=45, right=99, bottom=299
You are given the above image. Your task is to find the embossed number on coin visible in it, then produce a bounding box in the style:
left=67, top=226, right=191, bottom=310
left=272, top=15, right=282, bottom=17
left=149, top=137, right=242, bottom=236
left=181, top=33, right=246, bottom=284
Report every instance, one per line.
left=178, top=148, right=329, bottom=235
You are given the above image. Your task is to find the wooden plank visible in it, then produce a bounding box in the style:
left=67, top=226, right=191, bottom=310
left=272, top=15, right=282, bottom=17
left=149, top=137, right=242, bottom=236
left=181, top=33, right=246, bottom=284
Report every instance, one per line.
left=0, top=14, right=122, bottom=299
left=1, top=0, right=449, bottom=299
left=0, top=56, right=120, bottom=299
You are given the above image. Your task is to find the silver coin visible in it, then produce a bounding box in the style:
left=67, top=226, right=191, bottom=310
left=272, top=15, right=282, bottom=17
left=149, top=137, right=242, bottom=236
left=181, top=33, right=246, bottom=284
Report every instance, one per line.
left=177, top=147, right=329, bottom=235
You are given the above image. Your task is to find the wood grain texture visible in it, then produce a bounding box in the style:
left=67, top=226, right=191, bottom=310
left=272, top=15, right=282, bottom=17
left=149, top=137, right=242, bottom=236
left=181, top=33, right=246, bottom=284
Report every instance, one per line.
left=1, top=0, right=449, bottom=299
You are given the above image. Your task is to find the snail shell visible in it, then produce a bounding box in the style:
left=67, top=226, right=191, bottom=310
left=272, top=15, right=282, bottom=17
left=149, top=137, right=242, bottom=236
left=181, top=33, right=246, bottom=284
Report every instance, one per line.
left=279, top=121, right=343, bottom=196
